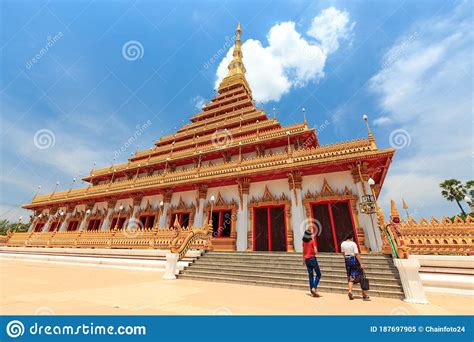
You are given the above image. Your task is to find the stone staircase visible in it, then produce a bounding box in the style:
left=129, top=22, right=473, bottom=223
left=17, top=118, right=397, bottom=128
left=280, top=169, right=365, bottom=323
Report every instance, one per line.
left=178, top=251, right=405, bottom=299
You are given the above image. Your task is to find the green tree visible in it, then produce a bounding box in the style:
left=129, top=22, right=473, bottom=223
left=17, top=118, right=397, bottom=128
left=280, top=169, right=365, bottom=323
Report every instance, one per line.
left=0, top=219, right=29, bottom=235
left=466, top=180, right=474, bottom=199
left=440, top=179, right=467, bottom=215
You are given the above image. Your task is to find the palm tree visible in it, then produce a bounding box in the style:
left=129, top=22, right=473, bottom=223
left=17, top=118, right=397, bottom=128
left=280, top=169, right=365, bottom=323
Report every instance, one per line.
left=466, top=180, right=474, bottom=199
left=440, top=179, right=467, bottom=215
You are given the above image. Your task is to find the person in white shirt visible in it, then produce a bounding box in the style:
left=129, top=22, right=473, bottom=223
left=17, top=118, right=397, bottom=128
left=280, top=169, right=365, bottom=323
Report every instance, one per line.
left=340, top=235, right=370, bottom=301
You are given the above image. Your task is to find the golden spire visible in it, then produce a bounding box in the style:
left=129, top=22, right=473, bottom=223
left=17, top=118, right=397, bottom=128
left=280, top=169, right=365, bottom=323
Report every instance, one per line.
left=402, top=198, right=409, bottom=209
left=363, top=114, right=377, bottom=150
left=218, top=22, right=252, bottom=97
left=390, top=199, right=399, bottom=218
left=227, top=22, right=246, bottom=76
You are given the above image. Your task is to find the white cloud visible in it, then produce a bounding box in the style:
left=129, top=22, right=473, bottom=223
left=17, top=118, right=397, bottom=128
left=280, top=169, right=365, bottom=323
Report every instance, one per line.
left=307, top=6, right=353, bottom=54
left=215, top=7, right=353, bottom=103
left=373, top=116, right=392, bottom=126
left=191, top=95, right=207, bottom=111
left=370, top=3, right=473, bottom=217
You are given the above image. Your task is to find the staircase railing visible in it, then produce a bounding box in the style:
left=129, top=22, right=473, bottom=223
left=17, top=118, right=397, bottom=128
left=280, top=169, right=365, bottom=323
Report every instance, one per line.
left=384, top=223, right=409, bottom=259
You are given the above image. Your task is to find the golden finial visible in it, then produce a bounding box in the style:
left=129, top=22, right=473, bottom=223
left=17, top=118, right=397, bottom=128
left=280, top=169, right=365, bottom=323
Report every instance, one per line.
left=362, top=114, right=377, bottom=149
left=302, top=108, right=307, bottom=125
left=217, top=21, right=252, bottom=96
left=390, top=199, right=399, bottom=218
left=402, top=198, right=410, bottom=220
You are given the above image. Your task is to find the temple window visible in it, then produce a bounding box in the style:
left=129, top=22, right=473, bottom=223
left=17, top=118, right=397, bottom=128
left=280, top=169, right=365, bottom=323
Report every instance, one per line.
left=87, top=218, right=102, bottom=231
left=67, top=220, right=79, bottom=231
left=109, top=217, right=126, bottom=230
left=170, top=212, right=190, bottom=227
left=49, top=221, right=61, bottom=232
left=139, top=214, right=156, bottom=229
left=34, top=223, right=45, bottom=232
left=210, top=210, right=232, bottom=237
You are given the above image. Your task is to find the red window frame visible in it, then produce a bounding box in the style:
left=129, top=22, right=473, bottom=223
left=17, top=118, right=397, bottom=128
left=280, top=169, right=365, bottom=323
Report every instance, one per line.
left=66, top=220, right=79, bottom=231
left=48, top=221, right=61, bottom=232
left=139, top=214, right=156, bottom=229
left=169, top=212, right=191, bottom=227
left=208, top=210, right=232, bottom=238
left=252, top=205, right=288, bottom=251
left=109, top=217, right=126, bottom=230
left=87, top=218, right=102, bottom=231
left=308, top=199, right=359, bottom=253
left=34, top=222, right=45, bottom=232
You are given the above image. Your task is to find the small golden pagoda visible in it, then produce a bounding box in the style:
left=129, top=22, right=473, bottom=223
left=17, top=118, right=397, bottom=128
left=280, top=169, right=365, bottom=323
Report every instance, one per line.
left=22, top=23, right=395, bottom=253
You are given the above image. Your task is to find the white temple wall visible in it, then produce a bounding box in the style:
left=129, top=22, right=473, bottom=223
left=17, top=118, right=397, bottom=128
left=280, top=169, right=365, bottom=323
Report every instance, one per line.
left=170, top=190, right=196, bottom=207
left=301, top=171, right=357, bottom=194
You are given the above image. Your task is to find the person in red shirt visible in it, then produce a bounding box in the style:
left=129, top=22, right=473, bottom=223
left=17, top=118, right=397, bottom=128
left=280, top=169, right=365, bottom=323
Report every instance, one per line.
left=302, top=229, right=321, bottom=297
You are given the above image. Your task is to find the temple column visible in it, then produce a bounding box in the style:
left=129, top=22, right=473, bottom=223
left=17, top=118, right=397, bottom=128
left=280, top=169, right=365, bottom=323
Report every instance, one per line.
left=59, top=205, right=75, bottom=231
left=158, top=190, right=173, bottom=228
left=78, top=203, right=94, bottom=231
left=41, top=208, right=57, bottom=232
left=350, top=163, right=382, bottom=252
left=236, top=178, right=250, bottom=251
left=193, top=185, right=208, bottom=227
left=288, top=171, right=304, bottom=252
left=100, top=199, right=117, bottom=231
left=127, top=196, right=144, bottom=229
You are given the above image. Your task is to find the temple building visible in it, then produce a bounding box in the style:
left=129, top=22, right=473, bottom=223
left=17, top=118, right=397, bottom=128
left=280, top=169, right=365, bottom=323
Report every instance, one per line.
left=22, top=23, right=395, bottom=254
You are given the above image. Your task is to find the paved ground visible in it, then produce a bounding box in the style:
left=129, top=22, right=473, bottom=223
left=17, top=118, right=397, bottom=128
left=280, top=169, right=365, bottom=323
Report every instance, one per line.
left=1, top=259, right=472, bottom=315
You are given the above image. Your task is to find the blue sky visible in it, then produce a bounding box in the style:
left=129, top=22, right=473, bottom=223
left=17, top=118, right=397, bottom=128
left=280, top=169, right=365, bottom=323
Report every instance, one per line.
left=0, top=0, right=472, bottom=221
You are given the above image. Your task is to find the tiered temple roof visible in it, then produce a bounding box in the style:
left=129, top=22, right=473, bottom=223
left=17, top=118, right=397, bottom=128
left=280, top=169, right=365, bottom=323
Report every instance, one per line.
left=23, top=23, right=394, bottom=211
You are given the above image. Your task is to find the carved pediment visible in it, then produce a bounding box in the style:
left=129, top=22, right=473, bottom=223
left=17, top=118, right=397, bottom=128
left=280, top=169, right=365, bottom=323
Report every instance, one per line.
left=205, top=191, right=238, bottom=211
left=249, top=186, right=289, bottom=206
left=303, top=178, right=357, bottom=202
left=170, top=196, right=196, bottom=213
